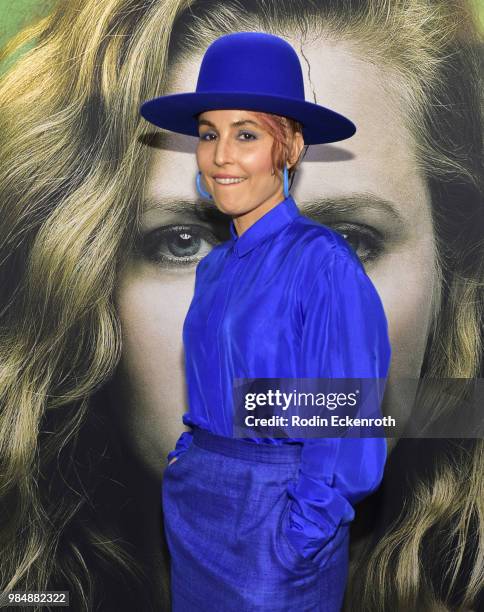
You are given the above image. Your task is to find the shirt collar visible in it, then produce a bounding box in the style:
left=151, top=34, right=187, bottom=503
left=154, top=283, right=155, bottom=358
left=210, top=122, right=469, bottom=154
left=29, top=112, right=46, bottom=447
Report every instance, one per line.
left=229, top=195, right=301, bottom=257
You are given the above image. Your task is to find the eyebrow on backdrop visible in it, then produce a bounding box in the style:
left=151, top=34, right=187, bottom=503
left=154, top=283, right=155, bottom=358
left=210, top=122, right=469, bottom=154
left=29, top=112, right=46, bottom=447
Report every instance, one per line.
left=142, top=193, right=407, bottom=226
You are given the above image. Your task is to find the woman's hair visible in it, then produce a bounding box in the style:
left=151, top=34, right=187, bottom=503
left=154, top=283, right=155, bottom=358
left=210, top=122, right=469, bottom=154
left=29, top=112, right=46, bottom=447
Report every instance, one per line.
left=0, top=1, right=482, bottom=611
left=250, top=113, right=304, bottom=181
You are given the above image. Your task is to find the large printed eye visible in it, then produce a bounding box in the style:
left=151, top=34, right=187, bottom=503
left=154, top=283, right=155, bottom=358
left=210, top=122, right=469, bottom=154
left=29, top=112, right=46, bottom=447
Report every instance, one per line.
left=137, top=224, right=217, bottom=267
left=330, top=224, right=384, bottom=262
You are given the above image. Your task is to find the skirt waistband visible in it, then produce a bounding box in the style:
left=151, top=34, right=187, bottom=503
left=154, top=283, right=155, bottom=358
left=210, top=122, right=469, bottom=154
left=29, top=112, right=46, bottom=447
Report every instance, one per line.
left=191, top=427, right=302, bottom=464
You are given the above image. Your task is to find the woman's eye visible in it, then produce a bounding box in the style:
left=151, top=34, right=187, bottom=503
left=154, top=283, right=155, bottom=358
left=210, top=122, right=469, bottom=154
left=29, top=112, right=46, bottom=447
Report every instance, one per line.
left=238, top=132, right=256, bottom=141
left=136, top=224, right=217, bottom=267
left=199, top=132, right=215, bottom=141
left=329, top=224, right=384, bottom=262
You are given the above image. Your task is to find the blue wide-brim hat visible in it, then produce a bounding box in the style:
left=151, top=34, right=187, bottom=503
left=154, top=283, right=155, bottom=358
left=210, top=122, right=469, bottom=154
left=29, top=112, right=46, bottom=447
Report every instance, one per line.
left=140, top=32, right=356, bottom=146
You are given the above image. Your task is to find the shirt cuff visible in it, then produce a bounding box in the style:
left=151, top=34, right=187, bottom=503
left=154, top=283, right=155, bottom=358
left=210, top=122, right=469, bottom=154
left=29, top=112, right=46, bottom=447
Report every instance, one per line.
left=283, top=472, right=355, bottom=566
left=166, top=430, right=193, bottom=463
left=282, top=437, right=387, bottom=568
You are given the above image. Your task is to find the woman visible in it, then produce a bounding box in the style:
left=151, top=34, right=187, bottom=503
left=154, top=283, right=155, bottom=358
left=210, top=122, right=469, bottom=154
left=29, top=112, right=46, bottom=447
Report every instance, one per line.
left=139, top=30, right=391, bottom=610
left=0, top=1, right=482, bottom=611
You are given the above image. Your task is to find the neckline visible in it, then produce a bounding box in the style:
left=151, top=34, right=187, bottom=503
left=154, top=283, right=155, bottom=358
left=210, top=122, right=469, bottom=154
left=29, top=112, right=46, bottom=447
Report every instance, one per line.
left=229, top=195, right=300, bottom=257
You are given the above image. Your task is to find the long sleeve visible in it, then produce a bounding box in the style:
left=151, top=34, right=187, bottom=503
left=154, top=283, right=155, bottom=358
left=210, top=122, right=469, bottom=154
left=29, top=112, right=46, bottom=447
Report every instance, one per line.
left=167, top=258, right=207, bottom=465
left=283, top=249, right=392, bottom=568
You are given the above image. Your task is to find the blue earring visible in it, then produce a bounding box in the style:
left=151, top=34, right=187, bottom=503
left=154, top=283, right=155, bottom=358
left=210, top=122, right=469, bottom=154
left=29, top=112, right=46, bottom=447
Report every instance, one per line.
left=283, top=164, right=290, bottom=198
left=196, top=171, right=213, bottom=200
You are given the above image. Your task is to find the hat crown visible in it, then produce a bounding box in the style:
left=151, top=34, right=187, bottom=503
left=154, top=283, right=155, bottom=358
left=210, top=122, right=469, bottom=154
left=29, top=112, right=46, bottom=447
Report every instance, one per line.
left=196, top=32, right=305, bottom=100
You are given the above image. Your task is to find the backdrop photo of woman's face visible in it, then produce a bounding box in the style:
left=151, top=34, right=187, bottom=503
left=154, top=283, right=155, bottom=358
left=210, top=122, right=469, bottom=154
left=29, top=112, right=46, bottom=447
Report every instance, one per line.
left=111, top=34, right=439, bottom=478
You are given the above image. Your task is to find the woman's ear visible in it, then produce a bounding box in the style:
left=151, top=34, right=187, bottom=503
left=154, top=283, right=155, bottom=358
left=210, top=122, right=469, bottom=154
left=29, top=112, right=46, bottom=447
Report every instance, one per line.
left=288, top=131, right=305, bottom=169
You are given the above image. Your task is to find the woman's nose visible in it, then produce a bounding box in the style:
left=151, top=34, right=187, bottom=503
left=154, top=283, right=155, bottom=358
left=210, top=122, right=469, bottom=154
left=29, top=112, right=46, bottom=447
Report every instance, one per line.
left=214, top=136, right=234, bottom=166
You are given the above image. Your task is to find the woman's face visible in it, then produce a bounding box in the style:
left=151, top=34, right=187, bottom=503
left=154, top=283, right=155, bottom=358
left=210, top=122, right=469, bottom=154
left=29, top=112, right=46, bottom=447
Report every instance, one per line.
left=196, top=109, right=284, bottom=226
left=111, top=34, right=439, bottom=477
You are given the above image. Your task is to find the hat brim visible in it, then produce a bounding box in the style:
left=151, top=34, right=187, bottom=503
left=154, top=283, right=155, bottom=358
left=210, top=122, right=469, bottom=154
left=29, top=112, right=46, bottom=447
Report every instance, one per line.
left=140, top=92, right=355, bottom=145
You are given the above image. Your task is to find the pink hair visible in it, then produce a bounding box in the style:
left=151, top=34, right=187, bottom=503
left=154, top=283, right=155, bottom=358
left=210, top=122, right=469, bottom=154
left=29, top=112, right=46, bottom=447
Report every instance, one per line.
left=250, top=112, right=304, bottom=179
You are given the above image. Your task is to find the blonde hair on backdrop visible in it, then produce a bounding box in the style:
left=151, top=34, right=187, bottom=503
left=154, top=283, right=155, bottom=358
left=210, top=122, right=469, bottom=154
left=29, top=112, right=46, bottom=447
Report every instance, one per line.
left=0, top=1, right=482, bottom=610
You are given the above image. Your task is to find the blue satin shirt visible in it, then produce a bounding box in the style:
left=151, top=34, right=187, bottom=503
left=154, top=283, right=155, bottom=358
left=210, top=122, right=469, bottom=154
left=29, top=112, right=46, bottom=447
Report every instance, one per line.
left=168, top=193, right=392, bottom=561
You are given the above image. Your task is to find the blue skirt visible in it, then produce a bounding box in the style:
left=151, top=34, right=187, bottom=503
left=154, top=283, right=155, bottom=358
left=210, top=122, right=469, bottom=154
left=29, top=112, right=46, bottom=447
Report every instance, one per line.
left=162, top=428, right=349, bottom=611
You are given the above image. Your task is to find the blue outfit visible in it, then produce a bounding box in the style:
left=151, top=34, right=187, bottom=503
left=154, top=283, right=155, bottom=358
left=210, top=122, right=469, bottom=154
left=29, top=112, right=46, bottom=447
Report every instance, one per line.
left=162, top=194, right=392, bottom=611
